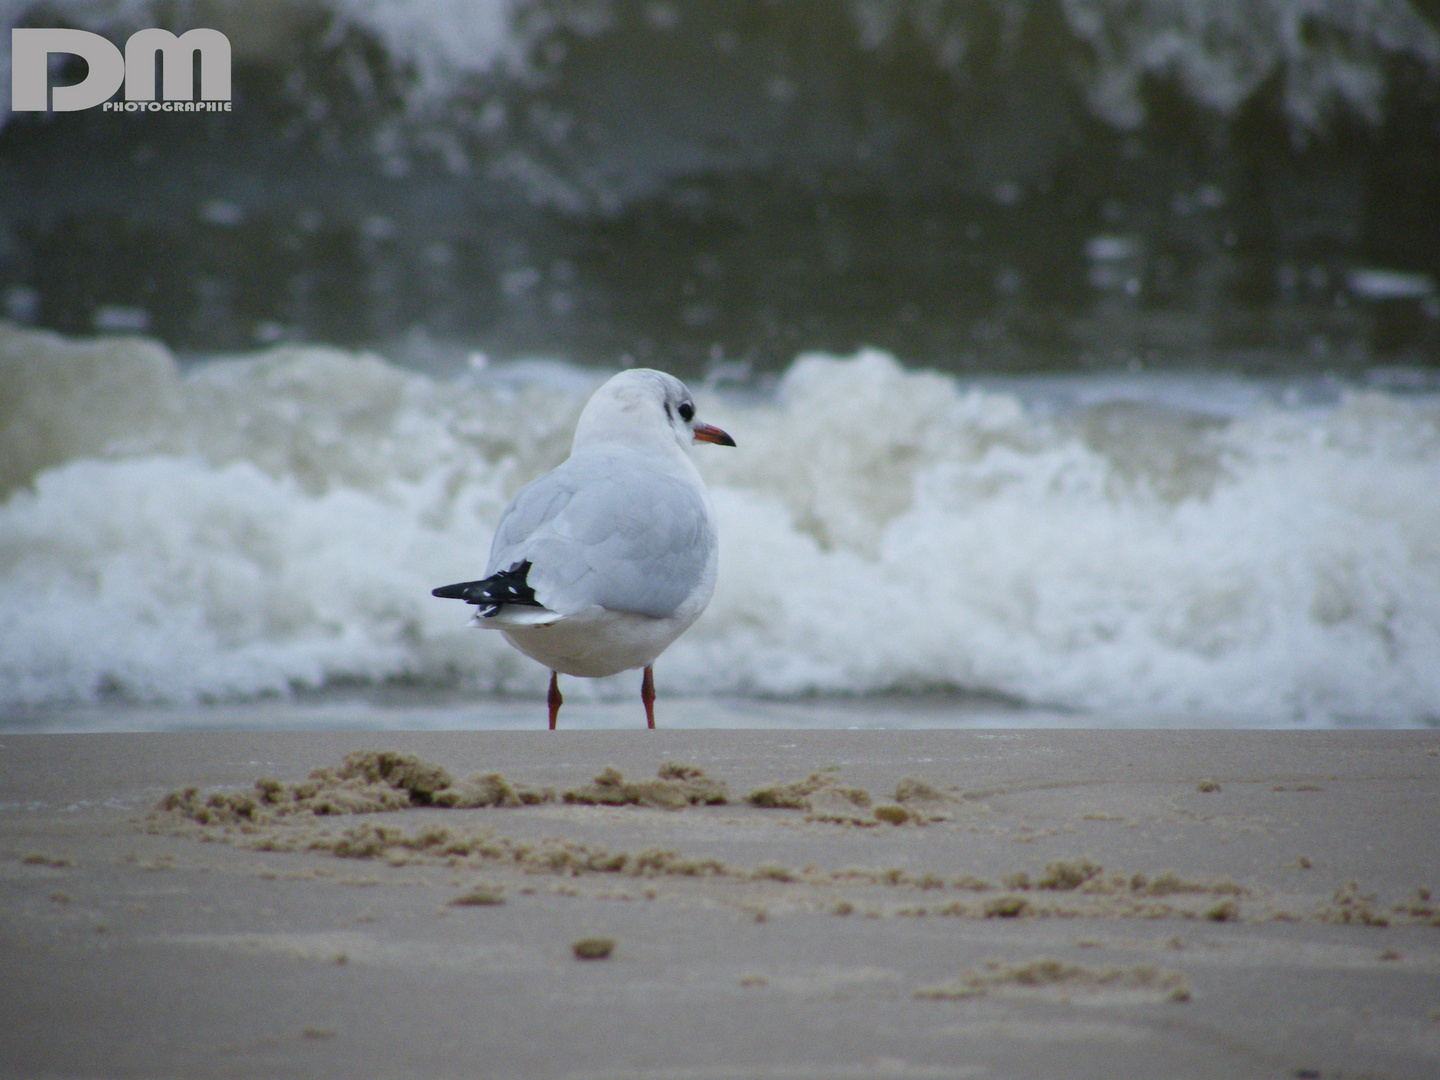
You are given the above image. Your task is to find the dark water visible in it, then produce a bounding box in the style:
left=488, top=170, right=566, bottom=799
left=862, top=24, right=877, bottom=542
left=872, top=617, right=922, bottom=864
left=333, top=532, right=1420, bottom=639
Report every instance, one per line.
left=3, top=0, right=1439, bottom=378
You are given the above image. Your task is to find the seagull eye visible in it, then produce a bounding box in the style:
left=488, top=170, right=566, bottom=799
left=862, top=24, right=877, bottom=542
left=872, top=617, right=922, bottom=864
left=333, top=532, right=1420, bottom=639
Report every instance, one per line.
left=678, top=402, right=694, bottom=423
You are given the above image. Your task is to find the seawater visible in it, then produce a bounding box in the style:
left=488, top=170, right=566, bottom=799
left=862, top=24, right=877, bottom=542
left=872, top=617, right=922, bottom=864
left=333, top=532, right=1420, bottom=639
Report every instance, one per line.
left=3, top=323, right=1437, bottom=727
left=4, top=1, right=1439, bottom=368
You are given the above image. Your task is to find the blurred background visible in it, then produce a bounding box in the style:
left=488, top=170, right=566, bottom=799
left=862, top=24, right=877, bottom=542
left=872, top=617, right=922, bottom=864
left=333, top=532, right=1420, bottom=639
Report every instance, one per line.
left=4, top=0, right=1439, bottom=378
left=3, top=1, right=1439, bottom=727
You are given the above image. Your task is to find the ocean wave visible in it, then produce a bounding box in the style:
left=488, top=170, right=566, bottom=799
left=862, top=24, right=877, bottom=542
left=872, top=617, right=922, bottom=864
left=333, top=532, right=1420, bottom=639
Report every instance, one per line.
left=3, top=323, right=1438, bottom=722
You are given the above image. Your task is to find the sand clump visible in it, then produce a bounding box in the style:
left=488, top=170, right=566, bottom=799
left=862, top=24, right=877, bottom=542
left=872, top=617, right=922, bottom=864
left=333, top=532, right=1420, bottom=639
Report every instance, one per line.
left=871, top=778, right=955, bottom=826
left=996, top=864, right=1246, bottom=900
left=1036, top=859, right=1104, bottom=891
left=572, top=937, right=615, bottom=960
left=22, top=853, right=74, bottom=868
left=153, top=750, right=554, bottom=828
left=1130, top=870, right=1245, bottom=898
left=803, top=784, right=876, bottom=826
left=1390, top=888, right=1440, bottom=926
left=155, top=751, right=943, bottom=834
left=449, top=881, right=506, bottom=906
left=257, top=819, right=732, bottom=882
left=1318, top=882, right=1391, bottom=927
left=151, top=753, right=739, bottom=829
left=745, top=770, right=838, bottom=810
left=873, top=805, right=910, bottom=826
left=138, top=750, right=1439, bottom=930
left=746, top=771, right=951, bottom=827
left=561, top=764, right=728, bottom=809
left=983, top=895, right=1030, bottom=918
left=916, top=956, right=1191, bottom=1003
left=744, top=767, right=879, bottom=824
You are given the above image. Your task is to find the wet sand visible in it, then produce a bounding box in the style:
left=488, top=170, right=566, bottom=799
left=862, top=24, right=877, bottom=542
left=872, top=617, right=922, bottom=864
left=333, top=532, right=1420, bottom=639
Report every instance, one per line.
left=2, top=729, right=1438, bottom=1079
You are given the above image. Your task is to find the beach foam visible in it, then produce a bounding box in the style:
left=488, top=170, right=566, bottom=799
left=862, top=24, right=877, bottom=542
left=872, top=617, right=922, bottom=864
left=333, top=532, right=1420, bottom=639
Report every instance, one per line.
left=2, top=323, right=1438, bottom=723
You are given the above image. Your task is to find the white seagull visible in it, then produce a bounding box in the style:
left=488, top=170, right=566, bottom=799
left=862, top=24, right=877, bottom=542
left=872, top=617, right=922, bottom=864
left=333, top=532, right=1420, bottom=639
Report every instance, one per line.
left=433, top=369, right=735, bottom=728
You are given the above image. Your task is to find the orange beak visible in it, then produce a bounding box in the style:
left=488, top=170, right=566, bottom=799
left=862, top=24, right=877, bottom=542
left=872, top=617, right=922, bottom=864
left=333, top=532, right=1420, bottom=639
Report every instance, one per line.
left=692, top=423, right=736, bottom=447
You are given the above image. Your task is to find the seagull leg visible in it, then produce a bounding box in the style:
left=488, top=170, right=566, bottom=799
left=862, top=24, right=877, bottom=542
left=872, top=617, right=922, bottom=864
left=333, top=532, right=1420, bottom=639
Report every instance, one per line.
left=548, top=670, right=562, bottom=730
left=641, top=665, right=656, bottom=729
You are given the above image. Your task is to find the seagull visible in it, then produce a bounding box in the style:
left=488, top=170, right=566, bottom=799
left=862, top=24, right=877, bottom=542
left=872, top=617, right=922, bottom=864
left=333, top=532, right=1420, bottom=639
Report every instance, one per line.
left=433, top=369, right=735, bottom=729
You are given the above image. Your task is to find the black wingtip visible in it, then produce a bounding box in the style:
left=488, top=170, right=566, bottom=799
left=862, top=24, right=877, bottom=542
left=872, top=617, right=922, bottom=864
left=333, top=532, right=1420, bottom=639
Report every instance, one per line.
left=431, top=560, right=541, bottom=614
left=432, top=581, right=481, bottom=600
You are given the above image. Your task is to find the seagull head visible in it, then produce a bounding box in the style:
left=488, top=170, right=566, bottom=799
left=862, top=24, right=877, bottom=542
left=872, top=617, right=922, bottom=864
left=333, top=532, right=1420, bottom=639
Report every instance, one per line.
left=573, top=369, right=736, bottom=454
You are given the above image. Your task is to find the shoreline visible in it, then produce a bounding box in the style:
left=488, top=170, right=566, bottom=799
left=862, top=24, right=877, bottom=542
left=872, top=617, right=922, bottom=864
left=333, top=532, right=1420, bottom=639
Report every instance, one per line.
left=3, top=729, right=1438, bottom=1079
left=4, top=693, right=1423, bottom=734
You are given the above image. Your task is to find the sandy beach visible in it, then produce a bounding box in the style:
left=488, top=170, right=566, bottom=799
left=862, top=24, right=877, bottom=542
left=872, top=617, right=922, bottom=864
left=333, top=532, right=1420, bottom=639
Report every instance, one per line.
left=2, top=728, right=1438, bottom=1079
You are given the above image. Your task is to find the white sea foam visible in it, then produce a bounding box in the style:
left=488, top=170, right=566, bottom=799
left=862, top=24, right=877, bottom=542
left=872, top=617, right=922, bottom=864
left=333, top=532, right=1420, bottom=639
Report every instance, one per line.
left=2, top=323, right=1438, bottom=723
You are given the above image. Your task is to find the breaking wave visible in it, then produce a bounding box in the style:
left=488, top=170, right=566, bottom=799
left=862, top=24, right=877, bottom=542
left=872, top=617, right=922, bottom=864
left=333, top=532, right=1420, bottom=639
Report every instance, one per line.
left=3, top=322, right=1438, bottom=724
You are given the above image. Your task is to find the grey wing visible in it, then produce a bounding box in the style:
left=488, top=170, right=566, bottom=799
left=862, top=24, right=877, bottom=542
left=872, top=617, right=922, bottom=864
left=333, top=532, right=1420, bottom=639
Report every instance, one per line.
left=485, top=471, right=574, bottom=571
left=486, top=456, right=714, bottom=619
